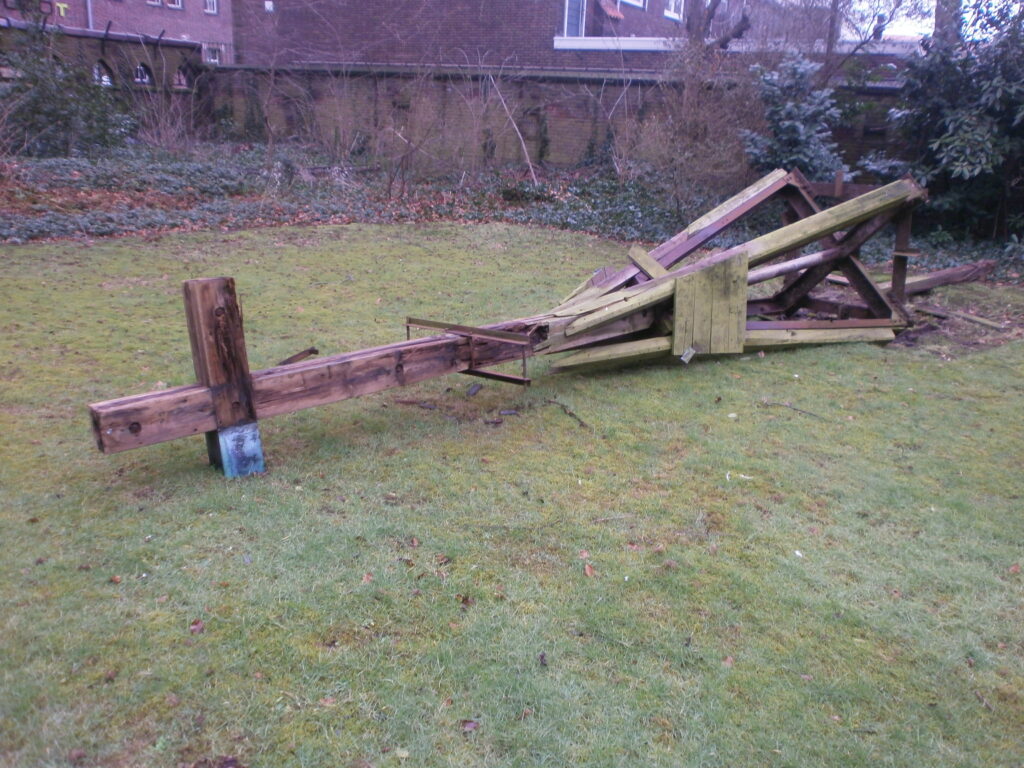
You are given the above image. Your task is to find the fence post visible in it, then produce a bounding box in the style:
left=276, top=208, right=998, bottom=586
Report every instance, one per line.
left=183, top=277, right=265, bottom=477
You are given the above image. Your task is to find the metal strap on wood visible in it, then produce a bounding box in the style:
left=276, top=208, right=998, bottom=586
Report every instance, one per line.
left=405, top=317, right=531, bottom=385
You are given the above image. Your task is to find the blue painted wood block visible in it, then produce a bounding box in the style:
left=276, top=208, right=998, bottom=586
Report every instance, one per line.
left=211, top=422, right=265, bottom=478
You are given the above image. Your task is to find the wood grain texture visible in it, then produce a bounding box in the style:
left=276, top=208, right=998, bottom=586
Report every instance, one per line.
left=744, top=327, right=896, bottom=347
left=183, top=277, right=257, bottom=428
left=553, top=337, right=672, bottom=370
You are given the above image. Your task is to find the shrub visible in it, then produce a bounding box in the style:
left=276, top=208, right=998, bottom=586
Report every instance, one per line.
left=742, top=54, right=845, bottom=181
left=0, top=31, right=135, bottom=157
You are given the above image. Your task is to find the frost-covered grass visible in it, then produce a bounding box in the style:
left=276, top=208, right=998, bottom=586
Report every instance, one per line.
left=1, top=224, right=1022, bottom=768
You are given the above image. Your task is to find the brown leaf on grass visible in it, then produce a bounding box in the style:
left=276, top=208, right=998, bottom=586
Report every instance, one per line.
left=460, top=719, right=480, bottom=732
left=626, top=542, right=641, bottom=551
left=67, top=748, right=87, bottom=763
left=319, top=696, right=337, bottom=707
left=578, top=550, right=590, bottom=559
left=109, top=575, right=122, bottom=584
left=516, top=708, right=534, bottom=720
left=1009, top=563, right=1021, bottom=574
left=435, top=554, right=452, bottom=566
left=361, top=572, right=374, bottom=584
left=189, top=619, right=205, bottom=634
left=722, top=656, right=734, bottom=668
left=456, top=594, right=475, bottom=609
left=583, top=563, right=596, bottom=578
left=538, top=652, right=548, bottom=667
left=409, top=537, right=420, bottom=548
left=441, top=697, right=453, bottom=707
left=103, top=668, right=118, bottom=683
left=662, top=559, right=679, bottom=570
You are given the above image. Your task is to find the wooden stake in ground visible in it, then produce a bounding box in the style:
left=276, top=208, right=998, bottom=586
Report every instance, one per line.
left=183, top=278, right=265, bottom=477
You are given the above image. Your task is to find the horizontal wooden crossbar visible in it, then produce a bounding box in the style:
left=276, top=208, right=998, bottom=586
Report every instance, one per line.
left=90, top=326, right=540, bottom=454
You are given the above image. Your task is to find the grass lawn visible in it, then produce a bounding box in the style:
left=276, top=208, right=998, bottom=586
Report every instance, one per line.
left=1, top=223, right=1022, bottom=767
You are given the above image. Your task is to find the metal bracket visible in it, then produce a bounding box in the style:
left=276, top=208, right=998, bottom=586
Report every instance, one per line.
left=405, top=317, right=531, bottom=386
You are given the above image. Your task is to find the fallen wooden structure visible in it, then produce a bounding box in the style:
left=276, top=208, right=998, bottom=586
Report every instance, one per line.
left=91, top=169, right=956, bottom=477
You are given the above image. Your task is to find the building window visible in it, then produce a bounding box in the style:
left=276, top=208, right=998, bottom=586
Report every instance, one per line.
left=620, top=0, right=645, bottom=7
left=564, top=0, right=586, bottom=36
left=664, top=0, right=682, bottom=19
left=146, top=0, right=160, bottom=6
left=202, top=43, right=222, bottom=65
left=133, top=62, right=154, bottom=85
left=172, top=66, right=191, bottom=89
left=203, top=0, right=217, bottom=13
left=92, top=59, right=113, bottom=87
left=167, top=0, right=182, bottom=8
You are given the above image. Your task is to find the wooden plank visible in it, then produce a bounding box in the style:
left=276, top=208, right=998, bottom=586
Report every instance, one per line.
left=672, top=274, right=697, bottom=355
left=744, top=327, right=896, bottom=347
left=690, top=267, right=714, bottom=354
left=182, top=277, right=264, bottom=477
left=746, top=319, right=898, bottom=330
left=540, top=311, right=655, bottom=353
left=564, top=279, right=676, bottom=337
left=553, top=337, right=673, bottom=370
left=914, top=305, right=1004, bottom=329
left=722, top=253, right=748, bottom=353
left=628, top=245, right=669, bottom=279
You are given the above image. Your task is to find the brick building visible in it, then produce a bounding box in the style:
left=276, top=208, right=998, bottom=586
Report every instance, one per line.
left=229, top=0, right=835, bottom=70
left=2, top=0, right=234, bottom=64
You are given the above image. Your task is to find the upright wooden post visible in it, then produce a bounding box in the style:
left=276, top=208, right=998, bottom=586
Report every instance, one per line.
left=182, top=277, right=265, bottom=478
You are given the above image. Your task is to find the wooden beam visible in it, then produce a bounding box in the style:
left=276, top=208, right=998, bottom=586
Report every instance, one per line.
left=744, top=327, right=896, bottom=348
left=90, top=327, right=542, bottom=455
left=717, top=178, right=926, bottom=269
left=560, top=169, right=791, bottom=305
left=838, top=256, right=898, bottom=319
left=182, top=278, right=264, bottom=477
left=746, top=318, right=898, bottom=330
left=553, top=337, right=672, bottom=370
left=627, top=245, right=670, bottom=279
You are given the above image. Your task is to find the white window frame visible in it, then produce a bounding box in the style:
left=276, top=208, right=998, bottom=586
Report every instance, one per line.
left=202, top=43, right=223, bottom=65
left=166, top=0, right=183, bottom=8
left=564, top=0, right=586, bottom=36
left=620, top=0, right=646, bottom=8
left=145, top=0, right=161, bottom=6
left=664, top=0, right=682, bottom=19
left=203, top=0, right=217, bottom=13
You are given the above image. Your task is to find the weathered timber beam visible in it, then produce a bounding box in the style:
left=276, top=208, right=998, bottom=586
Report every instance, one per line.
left=182, top=277, right=265, bottom=477
left=90, top=329, right=541, bottom=454
left=744, top=327, right=896, bottom=348
left=539, top=310, right=655, bottom=353
left=757, top=210, right=904, bottom=316
left=560, top=169, right=792, bottom=306
left=746, top=318, right=899, bottom=330
left=552, top=337, right=673, bottom=371
left=718, top=178, right=926, bottom=269
left=627, top=245, right=670, bottom=279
